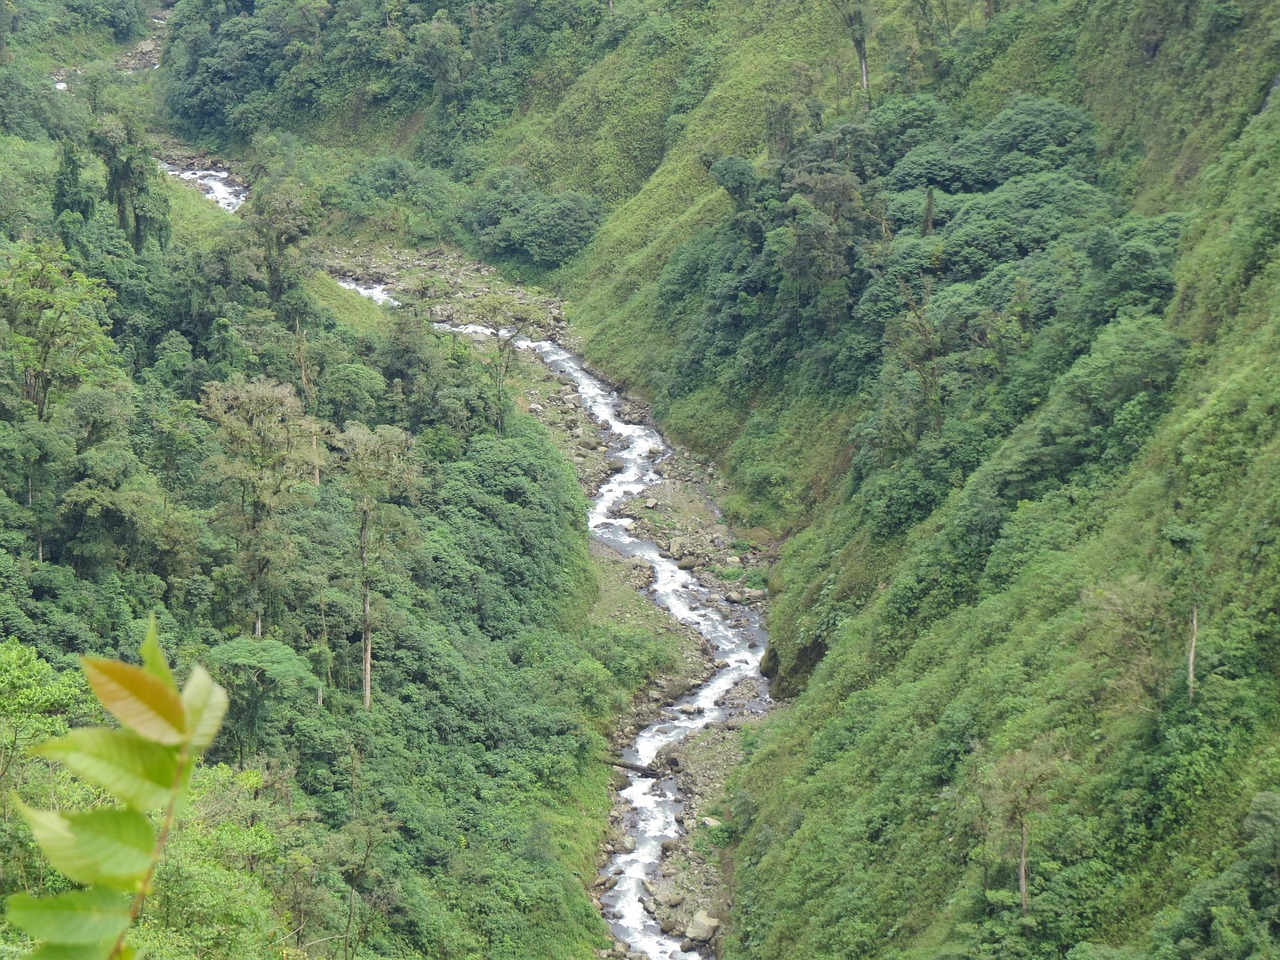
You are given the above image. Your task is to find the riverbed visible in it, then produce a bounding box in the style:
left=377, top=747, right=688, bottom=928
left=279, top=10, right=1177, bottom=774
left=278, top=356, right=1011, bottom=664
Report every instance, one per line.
left=163, top=164, right=771, bottom=959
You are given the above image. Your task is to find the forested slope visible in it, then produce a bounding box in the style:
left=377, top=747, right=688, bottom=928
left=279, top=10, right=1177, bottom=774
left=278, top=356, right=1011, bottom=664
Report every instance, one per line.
left=0, top=8, right=684, bottom=960
left=7, top=0, right=1280, bottom=958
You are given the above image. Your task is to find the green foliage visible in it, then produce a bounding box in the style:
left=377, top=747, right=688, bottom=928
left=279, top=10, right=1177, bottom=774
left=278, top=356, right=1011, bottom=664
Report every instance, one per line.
left=4, top=624, right=227, bottom=960
left=0, top=46, right=659, bottom=959
left=8, top=0, right=1280, bottom=958
left=462, top=168, right=604, bottom=266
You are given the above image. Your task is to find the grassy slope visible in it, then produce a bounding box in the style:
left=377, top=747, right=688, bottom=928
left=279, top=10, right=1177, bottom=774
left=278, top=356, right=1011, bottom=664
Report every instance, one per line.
left=440, top=0, right=1280, bottom=955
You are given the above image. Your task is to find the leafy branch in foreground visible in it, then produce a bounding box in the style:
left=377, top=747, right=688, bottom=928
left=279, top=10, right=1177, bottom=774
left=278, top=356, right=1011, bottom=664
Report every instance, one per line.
left=5, top=623, right=228, bottom=960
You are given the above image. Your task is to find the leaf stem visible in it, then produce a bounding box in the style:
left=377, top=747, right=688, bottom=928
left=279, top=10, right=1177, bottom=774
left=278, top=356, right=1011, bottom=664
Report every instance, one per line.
left=105, top=740, right=191, bottom=960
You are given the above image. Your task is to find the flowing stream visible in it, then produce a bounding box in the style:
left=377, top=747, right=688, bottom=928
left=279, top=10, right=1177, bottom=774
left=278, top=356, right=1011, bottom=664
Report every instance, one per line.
left=165, top=166, right=769, bottom=959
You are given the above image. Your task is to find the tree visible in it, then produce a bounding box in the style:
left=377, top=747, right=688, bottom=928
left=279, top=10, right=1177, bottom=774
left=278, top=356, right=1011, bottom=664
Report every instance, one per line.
left=0, top=0, right=14, bottom=66
left=333, top=423, right=417, bottom=710
left=202, top=376, right=322, bottom=637
left=1081, top=575, right=1175, bottom=707
left=53, top=142, right=98, bottom=247
left=246, top=183, right=316, bottom=303
left=830, top=0, right=872, bottom=101
left=90, top=115, right=171, bottom=253
left=0, top=638, right=86, bottom=827
left=0, top=240, right=117, bottom=421
left=470, top=294, right=538, bottom=434
left=979, top=746, right=1059, bottom=916
left=408, top=9, right=464, bottom=111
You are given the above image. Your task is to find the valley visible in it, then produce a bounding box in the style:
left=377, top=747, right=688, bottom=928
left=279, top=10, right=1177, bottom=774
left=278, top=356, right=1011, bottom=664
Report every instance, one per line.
left=4, top=0, right=1280, bottom=959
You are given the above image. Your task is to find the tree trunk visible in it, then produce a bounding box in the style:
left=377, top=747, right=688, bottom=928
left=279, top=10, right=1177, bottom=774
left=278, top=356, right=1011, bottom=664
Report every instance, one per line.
left=1187, top=605, right=1198, bottom=702
left=295, top=320, right=322, bottom=486
left=1018, top=816, right=1029, bottom=916
left=360, top=508, right=372, bottom=711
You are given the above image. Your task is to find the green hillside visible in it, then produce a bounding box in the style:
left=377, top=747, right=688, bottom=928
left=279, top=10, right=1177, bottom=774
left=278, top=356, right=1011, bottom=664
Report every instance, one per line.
left=5, top=0, right=1280, bottom=957
left=0, top=7, right=690, bottom=960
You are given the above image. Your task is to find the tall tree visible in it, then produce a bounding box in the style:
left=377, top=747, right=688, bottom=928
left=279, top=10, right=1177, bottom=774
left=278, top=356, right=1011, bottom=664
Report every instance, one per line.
left=0, top=0, right=14, bottom=66
left=471, top=294, right=538, bottom=435
left=979, top=746, right=1059, bottom=916
left=201, top=375, right=322, bottom=637
left=333, top=423, right=417, bottom=710
left=246, top=184, right=315, bottom=303
left=830, top=0, right=872, bottom=101
left=90, top=115, right=171, bottom=253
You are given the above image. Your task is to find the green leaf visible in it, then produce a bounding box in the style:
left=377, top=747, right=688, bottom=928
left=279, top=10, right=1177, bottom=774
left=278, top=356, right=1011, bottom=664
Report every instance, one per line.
left=29, top=943, right=116, bottom=960
left=33, top=729, right=178, bottom=810
left=82, top=658, right=186, bottom=746
left=17, top=801, right=154, bottom=890
left=7, top=887, right=131, bottom=945
left=138, top=618, right=176, bottom=692
left=181, top=665, right=227, bottom=751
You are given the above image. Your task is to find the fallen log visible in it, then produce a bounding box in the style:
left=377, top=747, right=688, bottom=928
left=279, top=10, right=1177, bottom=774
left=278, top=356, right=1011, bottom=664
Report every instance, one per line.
left=609, top=757, right=661, bottom=777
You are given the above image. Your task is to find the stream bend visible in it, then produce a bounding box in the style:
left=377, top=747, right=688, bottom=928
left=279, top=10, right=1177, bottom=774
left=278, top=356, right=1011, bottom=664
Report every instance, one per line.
left=163, top=166, right=769, bottom=960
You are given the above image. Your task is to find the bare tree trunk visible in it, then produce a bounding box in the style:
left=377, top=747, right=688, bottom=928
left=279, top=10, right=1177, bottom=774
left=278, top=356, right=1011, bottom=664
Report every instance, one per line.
left=295, top=318, right=322, bottom=486
left=1187, top=605, right=1198, bottom=702
left=343, top=883, right=357, bottom=960
left=1019, top=816, right=1029, bottom=915
left=28, top=473, right=42, bottom=563
left=360, top=508, right=372, bottom=711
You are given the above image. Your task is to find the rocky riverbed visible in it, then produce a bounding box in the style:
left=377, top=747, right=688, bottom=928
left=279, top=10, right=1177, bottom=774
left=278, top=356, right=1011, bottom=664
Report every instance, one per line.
left=156, top=157, right=775, bottom=959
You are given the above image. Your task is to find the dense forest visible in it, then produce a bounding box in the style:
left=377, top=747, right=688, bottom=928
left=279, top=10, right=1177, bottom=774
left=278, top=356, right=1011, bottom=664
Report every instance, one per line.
left=0, top=3, right=685, bottom=958
left=4, top=0, right=1280, bottom=958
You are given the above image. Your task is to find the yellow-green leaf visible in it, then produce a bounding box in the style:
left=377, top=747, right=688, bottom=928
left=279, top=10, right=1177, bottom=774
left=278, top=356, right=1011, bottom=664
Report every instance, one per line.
left=34, top=729, right=178, bottom=810
left=7, top=887, right=131, bottom=945
left=82, top=658, right=186, bottom=746
left=17, top=801, right=154, bottom=890
left=138, top=618, right=176, bottom=692
left=180, top=665, right=227, bottom=751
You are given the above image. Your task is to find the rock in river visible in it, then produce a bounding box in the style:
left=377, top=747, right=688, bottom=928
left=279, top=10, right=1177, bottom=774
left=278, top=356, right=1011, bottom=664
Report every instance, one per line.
left=687, top=910, right=720, bottom=941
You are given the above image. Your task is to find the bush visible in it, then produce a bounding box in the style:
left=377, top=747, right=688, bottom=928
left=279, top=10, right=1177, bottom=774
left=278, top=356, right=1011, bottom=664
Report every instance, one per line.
left=462, top=168, right=603, bottom=266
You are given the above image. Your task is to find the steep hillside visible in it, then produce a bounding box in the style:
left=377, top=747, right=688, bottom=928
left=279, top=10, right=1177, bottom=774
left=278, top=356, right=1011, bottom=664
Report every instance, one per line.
left=12, top=0, right=1280, bottom=957
left=0, top=11, right=700, bottom=960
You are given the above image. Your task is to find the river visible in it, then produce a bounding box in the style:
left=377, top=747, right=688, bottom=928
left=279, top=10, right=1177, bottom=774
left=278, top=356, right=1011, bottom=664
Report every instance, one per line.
left=165, top=166, right=769, bottom=960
